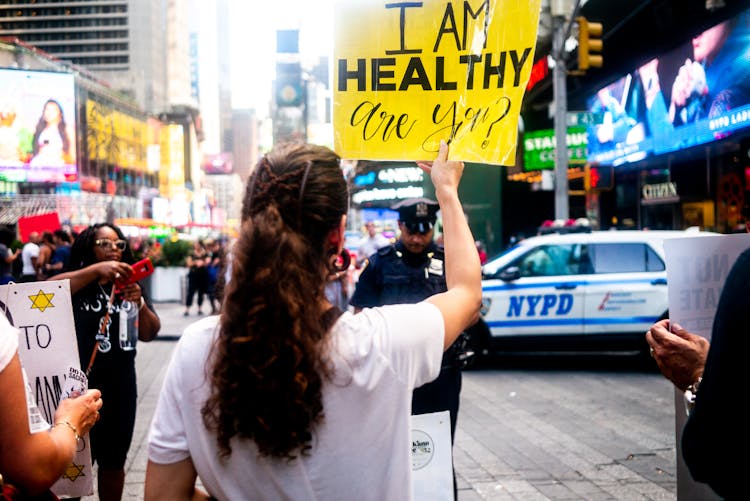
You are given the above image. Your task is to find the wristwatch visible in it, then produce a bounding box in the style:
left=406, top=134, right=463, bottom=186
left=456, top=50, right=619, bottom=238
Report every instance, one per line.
left=683, top=377, right=702, bottom=416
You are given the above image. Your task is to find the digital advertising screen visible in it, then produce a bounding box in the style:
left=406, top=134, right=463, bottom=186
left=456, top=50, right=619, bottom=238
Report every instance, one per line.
left=586, top=9, right=750, bottom=166
left=0, top=69, right=77, bottom=183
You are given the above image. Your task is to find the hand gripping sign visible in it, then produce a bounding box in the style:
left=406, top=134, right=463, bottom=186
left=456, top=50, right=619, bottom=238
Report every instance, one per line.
left=334, top=0, right=542, bottom=166
left=0, top=279, right=94, bottom=498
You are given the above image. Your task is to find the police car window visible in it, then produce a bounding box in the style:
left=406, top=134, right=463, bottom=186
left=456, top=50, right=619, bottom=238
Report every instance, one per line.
left=645, top=245, right=666, bottom=271
left=515, top=245, right=576, bottom=277
left=588, top=243, right=655, bottom=273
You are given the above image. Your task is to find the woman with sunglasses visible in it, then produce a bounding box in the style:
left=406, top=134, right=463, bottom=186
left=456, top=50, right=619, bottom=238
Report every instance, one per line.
left=53, top=223, right=161, bottom=501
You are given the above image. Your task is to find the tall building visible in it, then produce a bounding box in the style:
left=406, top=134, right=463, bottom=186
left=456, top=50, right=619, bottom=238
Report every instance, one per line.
left=231, top=109, right=260, bottom=182
left=216, top=0, right=232, bottom=154
left=166, top=0, right=193, bottom=108
left=0, top=0, right=192, bottom=114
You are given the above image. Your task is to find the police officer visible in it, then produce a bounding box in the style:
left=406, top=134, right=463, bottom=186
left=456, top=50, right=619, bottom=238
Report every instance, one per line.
left=350, top=197, right=463, bottom=498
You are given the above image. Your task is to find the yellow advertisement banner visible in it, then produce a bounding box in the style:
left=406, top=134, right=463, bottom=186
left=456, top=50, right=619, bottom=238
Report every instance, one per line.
left=334, top=0, right=541, bottom=166
left=85, top=100, right=149, bottom=171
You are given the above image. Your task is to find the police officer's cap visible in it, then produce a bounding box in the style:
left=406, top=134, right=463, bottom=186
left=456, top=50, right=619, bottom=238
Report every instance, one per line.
left=392, top=197, right=439, bottom=234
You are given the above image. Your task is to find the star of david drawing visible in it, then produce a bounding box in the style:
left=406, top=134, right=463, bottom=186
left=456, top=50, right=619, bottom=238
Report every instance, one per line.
left=62, top=462, right=85, bottom=482
left=28, top=290, right=55, bottom=312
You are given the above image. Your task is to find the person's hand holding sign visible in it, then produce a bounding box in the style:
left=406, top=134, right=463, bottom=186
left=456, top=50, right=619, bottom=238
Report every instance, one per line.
left=416, top=140, right=464, bottom=198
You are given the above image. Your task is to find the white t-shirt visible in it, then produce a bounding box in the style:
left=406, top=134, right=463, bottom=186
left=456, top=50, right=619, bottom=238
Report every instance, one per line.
left=0, top=314, right=19, bottom=372
left=148, top=302, right=444, bottom=501
left=21, top=242, right=39, bottom=275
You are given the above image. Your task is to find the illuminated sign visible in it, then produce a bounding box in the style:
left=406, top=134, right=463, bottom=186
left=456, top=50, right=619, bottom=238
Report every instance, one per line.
left=350, top=164, right=426, bottom=207
left=523, top=126, right=587, bottom=170
left=0, top=69, right=77, bottom=182
left=526, top=57, right=549, bottom=92
left=587, top=9, right=750, bottom=166
left=86, top=100, right=148, bottom=171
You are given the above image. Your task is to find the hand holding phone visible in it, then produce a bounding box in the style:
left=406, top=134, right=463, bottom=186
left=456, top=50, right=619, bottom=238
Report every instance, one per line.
left=115, top=258, right=154, bottom=290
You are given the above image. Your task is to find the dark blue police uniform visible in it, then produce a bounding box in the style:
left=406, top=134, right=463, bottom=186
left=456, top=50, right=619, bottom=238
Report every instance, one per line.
left=349, top=236, right=463, bottom=442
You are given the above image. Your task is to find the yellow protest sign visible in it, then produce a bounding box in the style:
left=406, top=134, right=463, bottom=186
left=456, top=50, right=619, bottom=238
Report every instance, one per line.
left=334, top=0, right=541, bottom=166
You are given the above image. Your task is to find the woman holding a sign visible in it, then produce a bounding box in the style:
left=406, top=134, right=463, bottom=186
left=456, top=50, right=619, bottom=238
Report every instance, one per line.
left=54, top=223, right=161, bottom=501
left=144, top=141, right=481, bottom=500
left=0, top=315, right=102, bottom=496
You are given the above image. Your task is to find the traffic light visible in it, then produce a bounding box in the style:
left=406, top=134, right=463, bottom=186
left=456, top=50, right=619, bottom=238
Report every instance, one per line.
left=577, top=16, right=603, bottom=72
left=585, top=164, right=613, bottom=190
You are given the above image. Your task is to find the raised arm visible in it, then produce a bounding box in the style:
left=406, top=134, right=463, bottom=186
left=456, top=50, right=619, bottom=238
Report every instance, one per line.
left=417, top=141, right=482, bottom=349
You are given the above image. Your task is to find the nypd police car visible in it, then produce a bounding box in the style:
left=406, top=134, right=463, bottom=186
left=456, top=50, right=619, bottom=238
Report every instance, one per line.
left=466, top=229, right=715, bottom=357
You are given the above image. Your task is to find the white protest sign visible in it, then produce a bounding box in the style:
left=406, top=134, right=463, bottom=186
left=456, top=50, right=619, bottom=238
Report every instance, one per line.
left=664, top=232, right=750, bottom=501
left=0, top=279, right=94, bottom=498
left=411, top=410, right=453, bottom=501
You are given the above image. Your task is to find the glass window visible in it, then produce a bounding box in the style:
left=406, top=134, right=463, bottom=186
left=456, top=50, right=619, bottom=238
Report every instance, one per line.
left=513, top=244, right=578, bottom=277
left=588, top=243, right=663, bottom=273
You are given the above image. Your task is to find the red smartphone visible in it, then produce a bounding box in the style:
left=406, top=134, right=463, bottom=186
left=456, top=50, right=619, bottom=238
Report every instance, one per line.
left=116, top=258, right=154, bottom=289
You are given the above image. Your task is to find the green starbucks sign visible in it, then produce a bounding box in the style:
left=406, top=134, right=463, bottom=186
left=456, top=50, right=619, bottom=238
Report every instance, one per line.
left=523, top=126, right=588, bottom=171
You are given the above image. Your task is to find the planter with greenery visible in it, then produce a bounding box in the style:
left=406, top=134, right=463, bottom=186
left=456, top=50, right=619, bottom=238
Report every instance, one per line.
left=146, top=239, right=192, bottom=302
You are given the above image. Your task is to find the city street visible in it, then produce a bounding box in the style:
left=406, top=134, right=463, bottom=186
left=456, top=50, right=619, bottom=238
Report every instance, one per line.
left=79, top=302, right=680, bottom=500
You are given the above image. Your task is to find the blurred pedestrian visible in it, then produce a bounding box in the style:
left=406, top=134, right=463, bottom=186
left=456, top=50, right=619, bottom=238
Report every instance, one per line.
left=646, top=246, right=750, bottom=498
left=205, top=239, right=224, bottom=314
left=0, top=314, right=102, bottom=497
left=19, top=231, right=40, bottom=282
left=356, top=220, right=390, bottom=268
left=53, top=223, right=161, bottom=501
left=144, top=141, right=480, bottom=500
left=184, top=241, right=209, bottom=316
left=36, top=231, right=55, bottom=280
left=475, top=240, right=488, bottom=264
left=45, top=229, right=72, bottom=277
left=0, top=228, right=20, bottom=284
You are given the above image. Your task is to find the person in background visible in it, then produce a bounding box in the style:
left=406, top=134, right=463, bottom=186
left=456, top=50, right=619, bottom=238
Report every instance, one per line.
left=184, top=241, right=209, bottom=316
left=19, top=231, right=40, bottom=283
left=0, top=228, right=20, bottom=284
left=205, top=239, right=224, bottom=315
left=356, top=220, right=390, bottom=268
left=53, top=223, right=161, bottom=501
left=0, top=314, right=102, bottom=496
left=36, top=231, right=55, bottom=280
left=144, top=141, right=480, bottom=500
left=349, top=196, right=468, bottom=499
left=45, top=229, right=72, bottom=277
left=29, top=99, right=75, bottom=167
left=646, top=246, right=750, bottom=499
left=476, top=240, right=488, bottom=265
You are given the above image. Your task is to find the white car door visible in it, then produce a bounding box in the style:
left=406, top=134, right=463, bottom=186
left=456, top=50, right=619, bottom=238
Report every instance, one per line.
left=582, top=242, right=669, bottom=335
left=481, top=243, right=586, bottom=338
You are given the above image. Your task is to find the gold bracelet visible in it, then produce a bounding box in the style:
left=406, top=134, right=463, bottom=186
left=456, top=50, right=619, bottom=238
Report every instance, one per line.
left=53, top=420, right=80, bottom=443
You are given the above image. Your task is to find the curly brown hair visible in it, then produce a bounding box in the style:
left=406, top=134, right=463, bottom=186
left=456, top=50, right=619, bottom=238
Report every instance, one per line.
left=201, top=143, right=348, bottom=460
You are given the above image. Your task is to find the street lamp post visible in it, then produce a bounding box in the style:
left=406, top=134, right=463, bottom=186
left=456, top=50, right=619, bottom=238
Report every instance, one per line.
left=552, top=13, right=569, bottom=221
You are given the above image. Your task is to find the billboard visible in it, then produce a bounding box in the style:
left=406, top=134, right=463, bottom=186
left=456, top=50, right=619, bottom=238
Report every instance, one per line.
left=586, top=9, right=750, bottom=166
left=86, top=100, right=149, bottom=172
left=0, top=69, right=77, bottom=182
